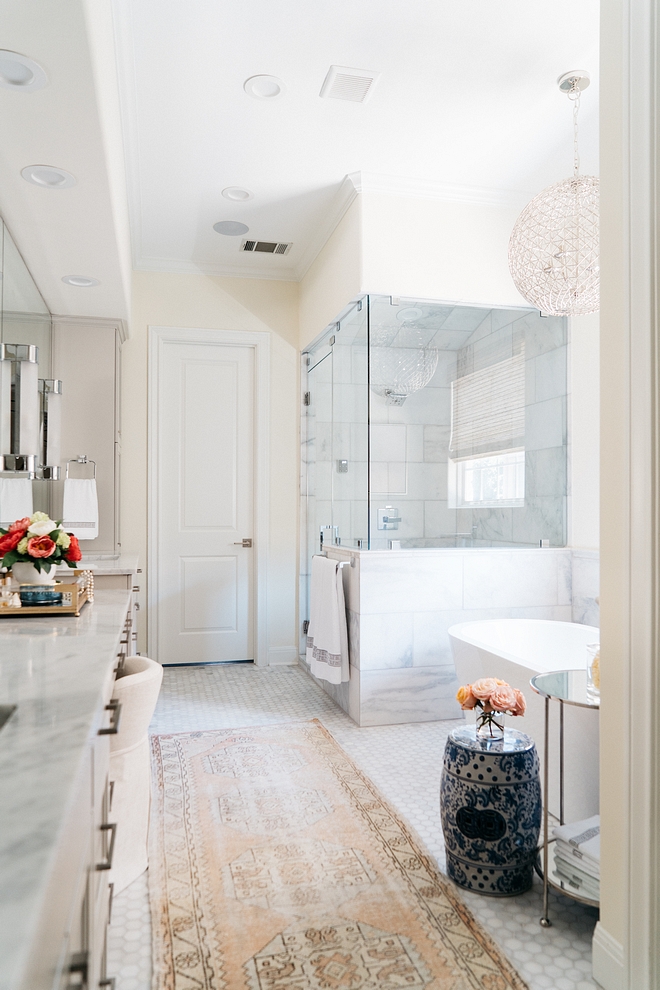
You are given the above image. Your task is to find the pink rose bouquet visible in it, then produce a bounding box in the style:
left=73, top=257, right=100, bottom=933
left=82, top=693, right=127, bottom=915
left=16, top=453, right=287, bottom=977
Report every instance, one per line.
left=456, top=677, right=526, bottom=738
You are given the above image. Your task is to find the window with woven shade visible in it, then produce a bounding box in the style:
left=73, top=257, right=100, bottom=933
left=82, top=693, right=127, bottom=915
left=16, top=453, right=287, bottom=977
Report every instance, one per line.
left=449, top=350, right=526, bottom=508
left=449, top=350, right=525, bottom=461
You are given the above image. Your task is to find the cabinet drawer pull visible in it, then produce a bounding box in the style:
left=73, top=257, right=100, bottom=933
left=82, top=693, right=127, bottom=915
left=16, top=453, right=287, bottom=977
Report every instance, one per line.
left=98, top=700, right=122, bottom=736
left=96, top=822, right=117, bottom=871
left=132, top=586, right=140, bottom=592
left=108, top=881, right=114, bottom=924
left=108, top=779, right=115, bottom=812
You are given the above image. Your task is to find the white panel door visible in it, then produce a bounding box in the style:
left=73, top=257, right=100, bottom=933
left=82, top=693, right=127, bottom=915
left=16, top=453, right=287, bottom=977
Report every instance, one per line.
left=157, top=339, right=254, bottom=663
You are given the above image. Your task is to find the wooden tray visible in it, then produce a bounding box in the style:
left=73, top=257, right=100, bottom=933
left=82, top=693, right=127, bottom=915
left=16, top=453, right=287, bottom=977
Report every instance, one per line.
left=0, top=571, right=93, bottom=617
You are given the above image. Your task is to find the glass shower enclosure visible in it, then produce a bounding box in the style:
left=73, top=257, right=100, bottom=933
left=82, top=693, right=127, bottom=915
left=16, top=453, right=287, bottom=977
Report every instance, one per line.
left=301, top=294, right=568, bottom=618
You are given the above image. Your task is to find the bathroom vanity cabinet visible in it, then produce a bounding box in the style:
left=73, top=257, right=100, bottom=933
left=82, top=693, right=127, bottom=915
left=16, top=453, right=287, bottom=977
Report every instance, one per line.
left=0, top=592, right=137, bottom=990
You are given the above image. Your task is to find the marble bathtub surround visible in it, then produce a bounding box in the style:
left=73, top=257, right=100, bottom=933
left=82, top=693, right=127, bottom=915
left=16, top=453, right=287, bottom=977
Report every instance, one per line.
left=301, top=546, right=599, bottom=727
left=300, top=546, right=585, bottom=727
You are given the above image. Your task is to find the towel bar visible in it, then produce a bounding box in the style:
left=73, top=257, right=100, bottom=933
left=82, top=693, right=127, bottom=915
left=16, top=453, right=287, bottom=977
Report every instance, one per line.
left=66, top=455, right=97, bottom=479
left=315, top=553, right=356, bottom=568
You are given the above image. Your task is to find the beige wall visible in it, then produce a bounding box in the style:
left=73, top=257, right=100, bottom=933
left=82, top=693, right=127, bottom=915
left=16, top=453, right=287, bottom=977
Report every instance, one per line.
left=570, top=313, right=600, bottom=550
left=123, top=271, right=300, bottom=661
left=360, top=191, right=528, bottom=307
left=299, top=196, right=362, bottom=349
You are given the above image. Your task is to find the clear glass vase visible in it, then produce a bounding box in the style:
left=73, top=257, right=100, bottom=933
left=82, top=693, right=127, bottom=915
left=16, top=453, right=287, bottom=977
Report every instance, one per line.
left=476, top=714, right=505, bottom=741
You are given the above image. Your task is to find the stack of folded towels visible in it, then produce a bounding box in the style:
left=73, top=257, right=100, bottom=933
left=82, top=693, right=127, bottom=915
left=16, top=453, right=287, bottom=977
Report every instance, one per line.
left=552, top=814, right=600, bottom=901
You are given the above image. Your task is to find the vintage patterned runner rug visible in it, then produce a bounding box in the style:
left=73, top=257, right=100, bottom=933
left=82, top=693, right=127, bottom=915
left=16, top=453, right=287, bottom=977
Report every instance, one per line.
left=149, top=720, right=528, bottom=990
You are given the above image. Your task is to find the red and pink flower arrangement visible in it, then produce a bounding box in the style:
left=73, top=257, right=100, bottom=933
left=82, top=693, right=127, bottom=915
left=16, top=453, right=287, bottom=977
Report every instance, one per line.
left=0, top=513, right=82, bottom=574
left=456, top=677, right=526, bottom=738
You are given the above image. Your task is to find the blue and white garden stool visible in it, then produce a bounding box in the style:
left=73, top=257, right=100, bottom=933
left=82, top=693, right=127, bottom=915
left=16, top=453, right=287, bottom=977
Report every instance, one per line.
left=440, top=725, right=541, bottom=896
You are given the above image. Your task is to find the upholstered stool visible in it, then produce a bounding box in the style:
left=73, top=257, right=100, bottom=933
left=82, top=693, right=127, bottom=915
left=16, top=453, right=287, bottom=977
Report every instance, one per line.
left=109, top=656, right=163, bottom=894
left=440, top=725, right=541, bottom=896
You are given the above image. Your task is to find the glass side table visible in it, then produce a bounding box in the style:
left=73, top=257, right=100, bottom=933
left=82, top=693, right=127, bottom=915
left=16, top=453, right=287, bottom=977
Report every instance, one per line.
left=530, top=669, right=600, bottom=926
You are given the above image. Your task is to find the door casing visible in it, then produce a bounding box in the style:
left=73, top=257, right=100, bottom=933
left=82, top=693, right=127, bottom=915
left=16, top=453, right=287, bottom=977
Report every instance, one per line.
left=148, top=326, right=270, bottom=665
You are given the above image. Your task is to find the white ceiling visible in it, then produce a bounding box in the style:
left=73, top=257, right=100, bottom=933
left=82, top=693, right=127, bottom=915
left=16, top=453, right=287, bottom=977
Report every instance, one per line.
left=0, top=0, right=132, bottom=322
left=113, top=0, right=600, bottom=282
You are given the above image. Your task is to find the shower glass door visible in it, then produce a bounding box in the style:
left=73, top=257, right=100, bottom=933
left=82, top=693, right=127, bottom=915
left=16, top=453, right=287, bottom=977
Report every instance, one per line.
left=302, top=299, right=368, bottom=634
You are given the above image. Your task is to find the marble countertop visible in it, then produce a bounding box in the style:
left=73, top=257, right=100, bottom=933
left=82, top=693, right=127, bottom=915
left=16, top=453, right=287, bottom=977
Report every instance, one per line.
left=55, top=553, right=140, bottom=576
left=0, top=591, right=132, bottom=990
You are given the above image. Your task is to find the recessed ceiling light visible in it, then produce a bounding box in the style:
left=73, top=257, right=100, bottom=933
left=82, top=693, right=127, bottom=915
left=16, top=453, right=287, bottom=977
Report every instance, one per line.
left=213, top=220, right=249, bottom=236
left=222, top=186, right=254, bottom=202
left=243, top=74, right=285, bottom=100
left=397, top=307, right=424, bottom=322
left=61, top=276, right=99, bottom=287
left=21, top=165, right=76, bottom=189
left=0, top=51, right=48, bottom=91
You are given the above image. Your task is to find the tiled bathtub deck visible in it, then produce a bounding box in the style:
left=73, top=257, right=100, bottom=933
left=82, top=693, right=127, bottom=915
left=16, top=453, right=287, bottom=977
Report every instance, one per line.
left=107, top=663, right=598, bottom=990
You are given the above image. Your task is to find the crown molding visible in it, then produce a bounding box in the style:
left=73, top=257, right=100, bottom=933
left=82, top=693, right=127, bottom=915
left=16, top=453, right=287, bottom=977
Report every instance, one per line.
left=293, top=175, right=360, bottom=280
left=347, top=170, right=532, bottom=209
left=51, top=313, right=129, bottom=343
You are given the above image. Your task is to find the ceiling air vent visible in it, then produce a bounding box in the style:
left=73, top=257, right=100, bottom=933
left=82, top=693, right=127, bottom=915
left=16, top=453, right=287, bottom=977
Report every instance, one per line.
left=241, top=240, right=292, bottom=255
left=319, top=65, right=380, bottom=103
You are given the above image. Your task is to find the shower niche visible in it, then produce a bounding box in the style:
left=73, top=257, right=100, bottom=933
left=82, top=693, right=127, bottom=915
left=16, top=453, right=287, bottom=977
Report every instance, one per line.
left=303, top=293, right=568, bottom=557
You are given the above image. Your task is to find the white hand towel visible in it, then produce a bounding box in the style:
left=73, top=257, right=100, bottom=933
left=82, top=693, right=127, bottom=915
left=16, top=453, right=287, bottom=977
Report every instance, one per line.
left=555, top=839, right=600, bottom=879
left=62, top=478, right=99, bottom=539
left=552, top=856, right=600, bottom=900
left=306, top=555, right=349, bottom=684
left=0, top=478, right=33, bottom=529
left=552, top=815, right=600, bottom=869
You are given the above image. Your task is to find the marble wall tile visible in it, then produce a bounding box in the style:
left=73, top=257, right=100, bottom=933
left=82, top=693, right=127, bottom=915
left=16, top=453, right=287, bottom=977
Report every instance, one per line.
left=407, top=461, right=448, bottom=500
left=491, top=308, right=527, bottom=333
left=571, top=550, right=600, bottom=627
left=427, top=350, right=459, bottom=387
left=442, top=306, right=492, bottom=333
left=359, top=665, right=462, bottom=726
left=357, top=612, right=414, bottom=670
left=518, top=313, right=567, bottom=358
left=406, top=425, right=424, bottom=462
left=347, top=608, right=360, bottom=666
left=371, top=423, right=407, bottom=461
left=403, top=386, right=451, bottom=426
left=350, top=423, right=368, bottom=461
left=525, top=357, right=536, bottom=405
left=359, top=553, right=464, bottom=613
left=526, top=396, right=566, bottom=450
left=557, top=551, right=572, bottom=605
left=526, top=447, right=567, bottom=497
left=428, top=329, right=471, bottom=353
left=463, top=550, right=563, bottom=609
left=473, top=508, right=514, bottom=544
left=535, top=346, right=567, bottom=403
left=511, top=495, right=566, bottom=546
left=391, top=502, right=425, bottom=540
left=423, top=425, right=451, bottom=462
left=413, top=610, right=468, bottom=666
left=424, top=501, right=458, bottom=538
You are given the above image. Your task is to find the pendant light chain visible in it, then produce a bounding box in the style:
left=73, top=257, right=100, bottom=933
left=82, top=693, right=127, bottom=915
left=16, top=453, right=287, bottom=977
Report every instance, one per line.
left=569, top=81, right=581, bottom=177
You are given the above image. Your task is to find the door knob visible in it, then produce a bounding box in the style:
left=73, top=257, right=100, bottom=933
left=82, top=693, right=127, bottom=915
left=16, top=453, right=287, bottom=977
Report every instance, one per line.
left=234, top=539, right=252, bottom=548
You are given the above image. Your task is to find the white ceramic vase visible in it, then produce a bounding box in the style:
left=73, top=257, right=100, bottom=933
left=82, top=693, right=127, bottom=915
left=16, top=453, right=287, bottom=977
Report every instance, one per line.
left=11, top=561, right=58, bottom=586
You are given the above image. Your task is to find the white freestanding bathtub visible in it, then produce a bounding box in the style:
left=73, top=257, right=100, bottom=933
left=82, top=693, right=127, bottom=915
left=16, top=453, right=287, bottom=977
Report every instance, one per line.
left=448, top=619, right=600, bottom=822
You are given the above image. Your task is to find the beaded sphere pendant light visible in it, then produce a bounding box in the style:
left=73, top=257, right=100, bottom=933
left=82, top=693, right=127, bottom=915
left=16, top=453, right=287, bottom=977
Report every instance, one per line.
left=508, top=71, right=599, bottom=316
left=370, top=323, right=439, bottom=406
